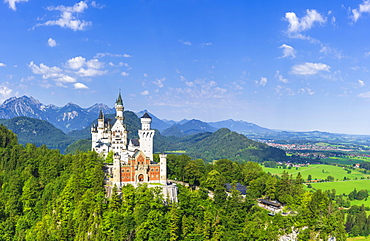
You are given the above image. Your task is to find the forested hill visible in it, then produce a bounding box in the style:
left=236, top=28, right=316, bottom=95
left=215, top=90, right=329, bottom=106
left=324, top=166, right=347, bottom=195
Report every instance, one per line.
left=0, top=116, right=72, bottom=151
left=0, top=125, right=347, bottom=240
left=155, top=128, right=287, bottom=162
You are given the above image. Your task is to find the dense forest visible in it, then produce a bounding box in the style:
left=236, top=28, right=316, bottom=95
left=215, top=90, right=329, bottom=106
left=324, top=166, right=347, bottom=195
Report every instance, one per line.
left=0, top=125, right=349, bottom=240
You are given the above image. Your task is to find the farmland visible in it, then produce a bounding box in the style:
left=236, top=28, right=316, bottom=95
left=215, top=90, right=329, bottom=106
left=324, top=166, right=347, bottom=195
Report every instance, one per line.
left=262, top=164, right=370, bottom=181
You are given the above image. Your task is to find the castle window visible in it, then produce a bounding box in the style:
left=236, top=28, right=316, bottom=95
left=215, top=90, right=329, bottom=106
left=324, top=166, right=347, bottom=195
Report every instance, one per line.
left=126, top=170, right=130, bottom=172
left=156, top=169, right=159, bottom=172
left=151, top=169, right=153, bottom=172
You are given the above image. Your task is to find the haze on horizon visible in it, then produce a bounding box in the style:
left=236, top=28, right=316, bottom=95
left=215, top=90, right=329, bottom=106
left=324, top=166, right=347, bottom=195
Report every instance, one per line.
left=1, top=0, right=370, bottom=135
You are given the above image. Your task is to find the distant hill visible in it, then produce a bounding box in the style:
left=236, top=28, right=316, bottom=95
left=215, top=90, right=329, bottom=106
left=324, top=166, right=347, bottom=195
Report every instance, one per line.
left=0, top=116, right=73, bottom=152
left=157, top=128, right=287, bottom=162
left=209, top=119, right=273, bottom=134
left=136, top=110, right=171, bottom=132
left=161, top=119, right=217, bottom=137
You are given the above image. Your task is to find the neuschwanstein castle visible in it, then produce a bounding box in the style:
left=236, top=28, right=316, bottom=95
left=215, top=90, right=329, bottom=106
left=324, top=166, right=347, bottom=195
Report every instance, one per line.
left=91, top=92, right=177, bottom=202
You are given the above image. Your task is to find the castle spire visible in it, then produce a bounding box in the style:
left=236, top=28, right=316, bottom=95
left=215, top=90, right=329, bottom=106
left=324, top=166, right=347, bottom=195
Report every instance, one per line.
left=98, top=109, right=104, bottom=119
left=116, top=90, right=123, bottom=106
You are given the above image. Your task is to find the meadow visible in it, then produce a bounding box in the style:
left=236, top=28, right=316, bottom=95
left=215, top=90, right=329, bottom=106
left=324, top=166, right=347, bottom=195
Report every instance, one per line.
left=262, top=164, right=370, bottom=181
left=308, top=179, right=370, bottom=195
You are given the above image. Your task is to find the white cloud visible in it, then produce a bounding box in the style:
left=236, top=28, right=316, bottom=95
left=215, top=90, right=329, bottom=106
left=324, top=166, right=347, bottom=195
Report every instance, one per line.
left=256, top=77, right=267, bottom=86
left=275, top=71, right=289, bottom=83
left=358, top=80, right=365, bottom=87
left=143, top=74, right=148, bottom=77
left=121, top=72, right=129, bottom=77
left=0, top=85, right=13, bottom=102
left=67, top=56, right=86, bottom=69
left=279, top=44, right=296, bottom=58
left=36, top=1, right=91, bottom=31
left=153, top=78, right=165, bottom=88
left=29, top=61, right=62, bottom=75
left=4, top=0, right=28, bottom=11
left=66, top=56, right=107, bottom=77
left=298, top=88, right=315, bottom=95
left=29, top=61, right=77, bottom=83
left=86, top=58, right=104, bottom=69
left=91, top=1, right=105, bottom=9
left=352, top=0, right=370, bottom=22
left=200, top=42, right=213, bottom=47
left=285, top=9, right=326, bottom=39
left=77, top=68, right=106, bottom=77
left=358, top=91, right=370, bottom=98
left=275, top=85, right=295, bottom=96
left=94, top=53, right=132, bottom=58
left=74, top=82, right=89, bottom=89
left=140, top=90, right=149, bottom=96
left=291, top=62, right=330, bottom=75
left=47, top=38, right=58, bottom=47
left=179, top=39, right=192, bottom=45
left=0, top=63, right=6, bottom=67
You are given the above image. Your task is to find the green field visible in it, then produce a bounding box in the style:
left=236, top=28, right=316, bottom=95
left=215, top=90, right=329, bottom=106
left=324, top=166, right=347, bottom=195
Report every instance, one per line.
left=263, top=164, right=370, bottom=181
left=347, top=236, right=370, bottom=241
left=309, top=179, right=370, bottom=195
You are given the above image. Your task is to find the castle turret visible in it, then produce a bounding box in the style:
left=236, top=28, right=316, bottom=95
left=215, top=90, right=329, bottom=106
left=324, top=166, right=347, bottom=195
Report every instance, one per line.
left=160, top=153, right=167, bottom=185
left=98, top=109, right=104, bottom=131
left=115, top=91, right=124, bottom=124
left=138, top=112, right=155, bottom=161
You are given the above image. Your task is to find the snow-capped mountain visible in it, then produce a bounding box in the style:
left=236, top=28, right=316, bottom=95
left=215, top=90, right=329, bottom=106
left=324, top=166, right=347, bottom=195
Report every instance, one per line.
left=0, top=96, right=115, bottom=133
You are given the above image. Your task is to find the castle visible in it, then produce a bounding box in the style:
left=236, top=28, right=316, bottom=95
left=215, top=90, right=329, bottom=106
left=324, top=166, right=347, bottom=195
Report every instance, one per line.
left=91, top=92, right=177, bottom=202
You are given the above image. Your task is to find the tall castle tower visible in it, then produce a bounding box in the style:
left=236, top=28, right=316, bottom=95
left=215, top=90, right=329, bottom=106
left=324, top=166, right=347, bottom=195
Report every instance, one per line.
left=115, top=91, right=124, bottom=124
left=138, top=113, right=155, bottom=161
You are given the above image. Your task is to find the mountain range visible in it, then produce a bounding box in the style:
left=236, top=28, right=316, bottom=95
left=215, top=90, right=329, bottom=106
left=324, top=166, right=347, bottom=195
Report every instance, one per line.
left=0, top=96, right=115, bottom=133
left=0, top=96, right=274, bottom=136
left=2, top=96, right=370, bottom=146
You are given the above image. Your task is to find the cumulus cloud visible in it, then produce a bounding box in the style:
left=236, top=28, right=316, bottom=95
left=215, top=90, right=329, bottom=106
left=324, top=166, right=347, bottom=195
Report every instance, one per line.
left=256, top=77, right=267, bottom=86
left=279, top=44, right=296, bottom=58
left=291, top=62, right=330, bottom=75
left=0, top=63, right=6, bottom=67
left=275, top=71, right=289, bottom=83
left=352, top=0, right=370, bottom=22
left=153, top=78, right=165, bottom=88
left=298, top=88, right=315, bottom=95
left=35, top=1, right=91, bottom=31
left=285, top=9, right=326, bottom=39
left=179, top=39, right=192, bottom=45
left=121, top=72, right=129, bottom=77
left=67, top=56, right=86, bottom=69
left=140, top=90, right=149, bottom=96
left=358, top=80, right=365, bottom=87
left=66, top=56, right=106, bottom=77
left=0, top=85, right=13, bottom=102
left=4, top=0, right=28, bottom=11
left=74, top=82, right=89, bottom=89
left=47, top=38, right=58, bottom=47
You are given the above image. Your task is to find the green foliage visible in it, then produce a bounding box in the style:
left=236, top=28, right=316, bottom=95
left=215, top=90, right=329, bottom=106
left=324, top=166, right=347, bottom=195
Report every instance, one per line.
left=0, top=126, right=347, bottom=241
left=64, top=139, right=91, bottom=154
left=0, top=117, right=73, bottom=152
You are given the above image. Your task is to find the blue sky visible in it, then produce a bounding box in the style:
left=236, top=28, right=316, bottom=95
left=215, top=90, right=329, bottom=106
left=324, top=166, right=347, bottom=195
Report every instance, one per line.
left=2, top=0, right=370, bottom=134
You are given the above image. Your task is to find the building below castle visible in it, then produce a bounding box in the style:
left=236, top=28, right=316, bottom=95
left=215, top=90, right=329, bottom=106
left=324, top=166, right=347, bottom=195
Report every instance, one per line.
left=91, top=92, right=177, bottom=202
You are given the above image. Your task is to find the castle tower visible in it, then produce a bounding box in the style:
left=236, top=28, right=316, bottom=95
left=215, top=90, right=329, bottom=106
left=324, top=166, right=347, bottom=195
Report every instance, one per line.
left=97, top=109, right=104, bottom=136
left=115, top=91, right=124, bottom=124
left=160, top=153, right=167, bottom=185
left=138, top=113, right=155, bottom=161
